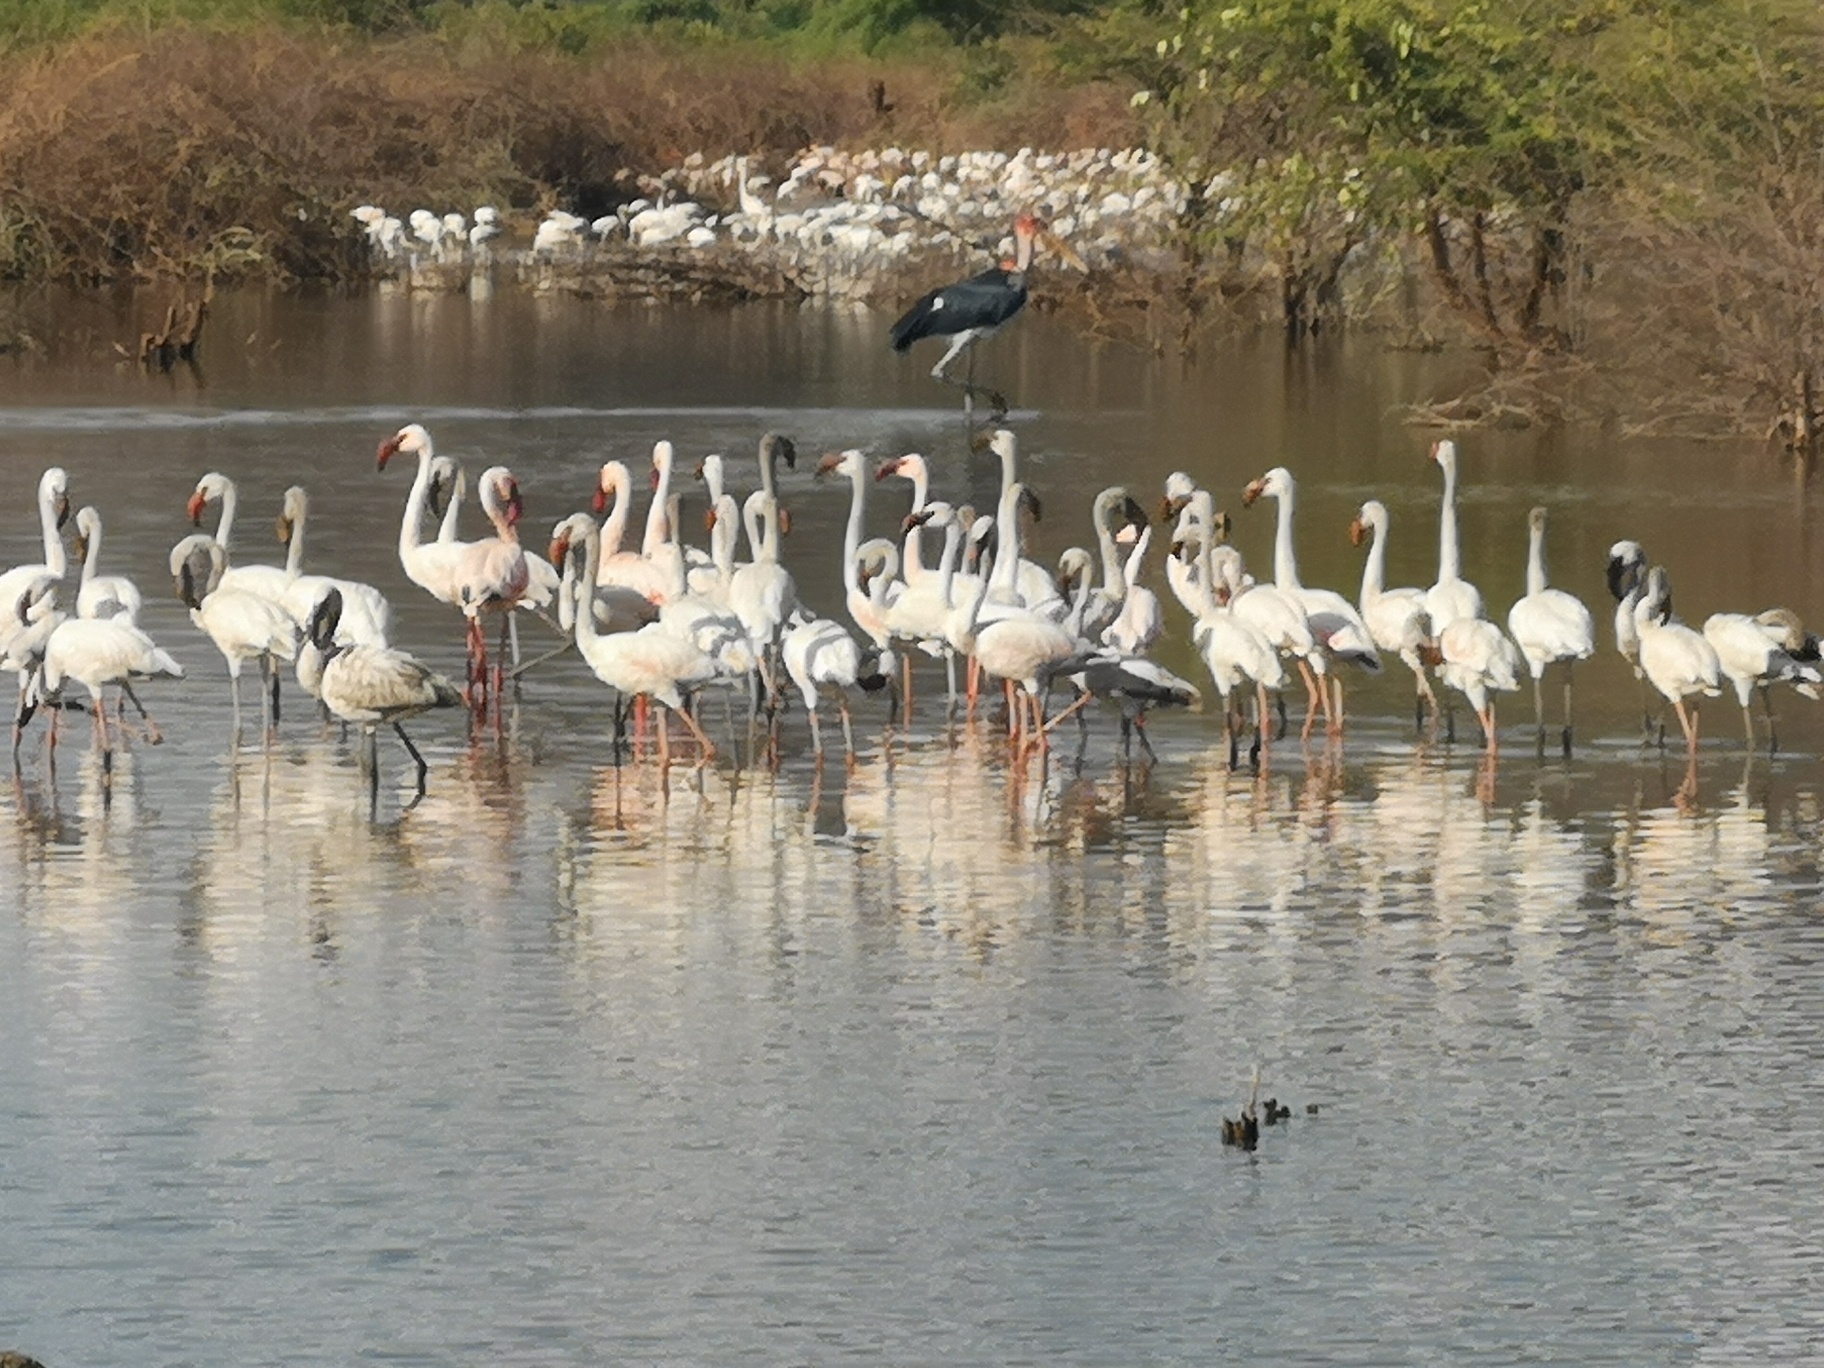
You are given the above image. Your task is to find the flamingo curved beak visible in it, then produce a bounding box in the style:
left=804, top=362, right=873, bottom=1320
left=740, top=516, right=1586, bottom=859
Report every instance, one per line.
left=778, top=507, right=792, bottom=537
left=276, top=514, right=293, bottom=545
left=548, top=533, right=571, bottom=566
left=1348, top=517, right=1367, bottom=547
left=54, top=494, right=71, bottom=530
left=649, top=466, right=661, bottom=492
left=591, top=484, right=609, bottom=515
left=72, top=532, right=88, bottom=565
left=874, top=457, right=900, bottom=481
left=377, top=434, right=403, bottom=470
left=1241, top=479, right=1265, bottom=508
left=1122, top=496, right=1149, bottom=530
left=817, top=453, right=843, bottom=477
left=504, top=481, right=523, bottom=527
left=185, top=489, right=207, bottom=525
left=904, top=510, right=934, bottom=531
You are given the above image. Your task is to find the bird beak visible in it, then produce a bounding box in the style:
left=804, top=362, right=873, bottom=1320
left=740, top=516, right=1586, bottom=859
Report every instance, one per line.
left=276, top=514, right=293, bottom=545
left=777, top=436, right=797, bottom=470
left=591, top=484, right=609, bottom=515
left=692, top=461, right=705, bottom=481
left=185, top=489, right=207, bottom=525
left=1122, top=496, right=1149, bottom=530
left=1241, top=480, right=1265, bottom=508
left=505, top=482, right=523, bottom=527
left=1212, top=511, right=1232, bottom=541
left=73, top=532, right=88, bottom=564
left=377, top=434, right=403, bottom=470
left=1348, top=517, right=1366, bottom=547
left=55, top=494, right=71, bottom=530
left=874, top=457, right=900, bottom=481
left=904, top=510, right=935, bottom=530
left=548, top=532, right=571, bottom=565
left=817, top=453, right=843, bottom=477
left=705, top=507, right=718, bottom=530
left=777, top=508, right=792, bottom=537
left=649, top=467, right=661, bottom=492
left=1018, top=488, right=1042, bottom=522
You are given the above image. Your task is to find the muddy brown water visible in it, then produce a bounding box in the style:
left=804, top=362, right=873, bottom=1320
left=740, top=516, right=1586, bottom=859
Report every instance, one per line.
left=2, top=289, right=1821, bottom=1365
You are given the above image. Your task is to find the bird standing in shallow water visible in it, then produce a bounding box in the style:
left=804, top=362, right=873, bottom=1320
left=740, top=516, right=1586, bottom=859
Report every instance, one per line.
left=889, top=213, right=1047, bottom=420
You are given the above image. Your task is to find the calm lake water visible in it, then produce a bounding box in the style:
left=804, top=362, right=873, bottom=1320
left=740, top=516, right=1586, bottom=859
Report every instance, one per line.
left=4, top=289, right=1824, bottom=1365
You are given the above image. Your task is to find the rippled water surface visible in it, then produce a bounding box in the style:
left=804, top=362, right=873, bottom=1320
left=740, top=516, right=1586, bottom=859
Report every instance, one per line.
left=4, top=292, right=1824, bottom=1365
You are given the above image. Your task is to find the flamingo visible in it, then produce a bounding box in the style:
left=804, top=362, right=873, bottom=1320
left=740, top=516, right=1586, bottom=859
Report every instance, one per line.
left=1636, top=565, right=1722, bottom=756
left=549, top=513, right=720, bottom=767
left=781, top=611, right=883, bottom=764
left=1701, top=608, right=1822, bottom=751
left=301, top=588, right=463, bottom=805
left=378, top=424, right=469, bottom=607
left=1349, top=499, right=1439, bottom=729
left=1177, top=523, right=1286, bottom=766
left=727, top=490, right=798, bottom=694
left=275, top=486, right=394, bottom=647
left=0, top=468, right=72, bottom=737
left=68, top=506, right=143, bottom=625
left=1425, top=439, right=1485, bottom=632
left=451, top=465, right=533, bottom=701
left=1436, top=616, right=1524, bottom=752
left=983, top=429, right=1063, bottom=612
left=876, top=453, right=934, bottom=583
left=1102, top=523, right=1164, bottom=657
left=40, top=614, right=182, bottom=756
left=1505, top=506, right=1595, bottom=755
left=171, top=532, right=298, bottom=741
left=1605, top=539, right=1657, bottom=738
left=1240, top=466, right=1381, bottom=736
left=1071, top=486, right=1144, bottom=642
left=186, top=472, right=292, bottom=608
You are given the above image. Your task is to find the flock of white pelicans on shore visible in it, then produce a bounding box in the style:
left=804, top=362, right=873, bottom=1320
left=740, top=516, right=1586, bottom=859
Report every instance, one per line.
left=0, top=426, right=1818, bottom=805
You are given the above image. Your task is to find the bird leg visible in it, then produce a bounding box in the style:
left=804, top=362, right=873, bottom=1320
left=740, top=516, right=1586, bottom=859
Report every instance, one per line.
left=1532, top=675, right=1547, bottom=757
left=838, top=697, right=855, bottom=766
left=269, top=658, right=282, bottom=733
left=12, top=672, right=35, bottom=754
left=1480, top=702, right=1499, bottom=753
left=1741, top=698, right=1755, bottom=751
left=1329, top=675, right=1346, bottom=737
left=1296, top=658, right=1323, bottom=741
left=394, top=722, right=430, bottom=802
left=120, top=682, right=162, bottom=746
left=1761, top=684, right=1780, bottom=755
left=902, top=652, right=915, bottom=727
left=1042, top=688, right=1094, bottom=733
left=366, top=726, right=380, bottom=813
left=1560, top=664, right=1574, bottom=758
left=674, top=702, right=717, bottom=764
left=931, top=335, right=1008, bottom=422
left=1134, top=713, right=1157, bottom=764
left=1674, top=697, right=1699, bottom=756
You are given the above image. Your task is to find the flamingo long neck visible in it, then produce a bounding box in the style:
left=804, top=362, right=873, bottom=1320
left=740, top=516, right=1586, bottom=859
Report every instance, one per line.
left=40, top=485, right=66, bottom=578
left=702, top=455, right=725, bottom=506
left=572, top=525, right=604, bottom=652
left=1271, top=485, right=1302, bottom=591
left=1094, top=494, right=1124, bottom=593
left=213, top=479, right=239, bottom=552
left=642, top=451, right=673, bottom=558
left=936, top=518, right=963, bottom=608
left=960, top=535, right=994, bottom=643
left=77, top=518, right=98, bottom=589
left=901, top=463, right=929, bottom=576
left=1438, top=456, right=1463, bottom=585
left=758, top=495, right=781, bottom=564
left=438, top=471, right=465, bottom=543
left=1123, top=526, right=1152, bottom=591
left=599, top=466, right=632, bottom=557
left=1191, top=534, right=1223, bottom=619
left=1064, top=568, right=1094, bottom=638
left=283, top=495, right=308, bottom=578
left=741, top=492, right=766, bottom=564
left=482, top=480, right=520, bottom=545
left=1360, top=514, right=1388, bottom=603
left=993, top=485, right=1023, bottom=595
left=840, top=468, right=867, bottom=599
left=1526, top=521, right=1547, bottom=597
left=759, top=442, right=780, bottom=503
left=400, top=448, right=434, bottom=563
left=711, top=495, right=740, bottom=578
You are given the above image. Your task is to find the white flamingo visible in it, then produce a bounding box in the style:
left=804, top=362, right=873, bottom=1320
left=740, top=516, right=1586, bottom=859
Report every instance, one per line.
left=378, top=424, right=469, bottom=607
left=1436, top=616, right=1524, bottom=752
left=1178, top=523, right=1286, bottom=766
left=1102, top=523, right=1163, bottom=657
left=549, top=513, right=720, bottom=766
left=781, top=612, right=876, bottom=763
left=301, top=588, right=463, bottom=804
left=1425, top=439, right=1485, bottom=632
left=1349, top=499, right=1439, bottom=728
left=594, top=458, right=676, bottom=606
left=40, top=615, right=182, bottom=755
left=1505, top=505, right=1595, bottom=755
left=1636, top=565, right=1722, bottom=756
left=0, top=467, right=72, bottom=738
left=450, top=465, right=534, bottom=698
left=1702, top=607, right=1822, bottom=751
left=70, top=506, right=142, bottom=625
left=1241, top=466, right=1381, bottom=736
left=275, top=486, right=393, bottom=647
left=186, top=471, right=292, bottom=608
left=1605, top=539, right=1657, bottom=737
left=171, top=533, right=298, bottom=740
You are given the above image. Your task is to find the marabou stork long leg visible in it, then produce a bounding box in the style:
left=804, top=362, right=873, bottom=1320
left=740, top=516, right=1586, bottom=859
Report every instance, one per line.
left=930, top=332, right=1008, bottom=421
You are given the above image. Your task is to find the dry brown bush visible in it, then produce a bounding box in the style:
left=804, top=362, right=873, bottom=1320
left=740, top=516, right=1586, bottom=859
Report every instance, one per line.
left=0, top=26, right=1139, bottom=286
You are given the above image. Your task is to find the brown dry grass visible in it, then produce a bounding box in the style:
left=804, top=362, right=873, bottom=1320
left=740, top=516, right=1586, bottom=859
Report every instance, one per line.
left=0, top=25, right=1139, bottom=285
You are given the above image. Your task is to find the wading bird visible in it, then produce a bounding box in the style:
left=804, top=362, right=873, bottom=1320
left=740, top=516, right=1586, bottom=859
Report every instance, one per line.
left=888, top=213, right=1043, bottom=419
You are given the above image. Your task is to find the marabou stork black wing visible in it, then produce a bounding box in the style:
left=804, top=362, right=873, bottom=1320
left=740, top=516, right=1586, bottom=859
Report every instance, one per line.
left=889, top=266, right=1028, bottom=351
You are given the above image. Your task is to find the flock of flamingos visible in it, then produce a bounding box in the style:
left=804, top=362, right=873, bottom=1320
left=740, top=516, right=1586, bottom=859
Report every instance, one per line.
left=0, top=422, right=1818, bottom=805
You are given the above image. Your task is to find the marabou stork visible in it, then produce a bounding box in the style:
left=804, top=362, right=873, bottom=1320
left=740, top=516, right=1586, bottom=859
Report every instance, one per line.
left=889, top=212, right=1043, bottom=420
